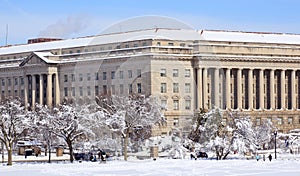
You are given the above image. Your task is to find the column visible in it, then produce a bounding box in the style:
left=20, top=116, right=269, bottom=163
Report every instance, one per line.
left=270, top=69, right=275, bottom=109
left=248, top=69, right=253, bottom=109
left=39, top=74, right=43, bottom=105
left=281, top=70, right=286, bottom=109
left=197, top=68, right=203, bottom=109
left=203, top=68, right=208, bottom=109
left=18, top=77, right=21, bottom=98
left=11, top=77, right=15, bottom=97
left=291, top=70, right=296, bottom=109
left=214, top=68, right=219, bottom=108
left=55, top=73, right=60, bottom=106
left=259, top=69, right=264, bottom=109
left=31, top=75, right=36, bottom=109
left=5, top=78, right=8, bottom=97
left=226, top=68, right=231, bottom=109
left=24, top=76, right=29, bottom=109
left=46, top=74, right=53, bottom=108
left=237, top=68, right=242, bottom=109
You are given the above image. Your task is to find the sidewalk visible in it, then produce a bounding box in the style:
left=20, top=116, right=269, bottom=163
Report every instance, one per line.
left=1, top=153, right=70, bottom=163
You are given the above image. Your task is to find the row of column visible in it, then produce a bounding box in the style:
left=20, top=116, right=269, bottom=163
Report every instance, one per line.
left=0, top=73, right=60, bottom=108
left=197, top=67, right=297, bottom=110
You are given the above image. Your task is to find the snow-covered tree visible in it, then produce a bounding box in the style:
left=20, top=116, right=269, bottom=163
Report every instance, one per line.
left=189, top=108, right=258, bottom=160
left=0, top=98, right=29, bottom=165
left=30, top=104, right=60, bottom=163
left=51, top=104, right=87, bottom=163
left=96, top=95, right=164, bottom=161
left=253, top=119, right=274, bottom=150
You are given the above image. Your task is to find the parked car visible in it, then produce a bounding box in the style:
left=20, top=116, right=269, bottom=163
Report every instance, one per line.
left=197, top=151, right=208, bottom=159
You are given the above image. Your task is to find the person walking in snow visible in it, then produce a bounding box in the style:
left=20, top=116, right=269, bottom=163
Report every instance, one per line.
left=268, top=154, right=272, bottom=161
left=256, top=154, right=260, bottom=161
left=263, top=154, right=265, bottom=161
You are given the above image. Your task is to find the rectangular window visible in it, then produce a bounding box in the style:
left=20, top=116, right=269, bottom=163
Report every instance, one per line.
left=103, top=72, right=107, bottom=80
left=79, top=87, right=83, bottom=96
left=185, top=69, right=191, bottom=77
left=161, top=83, right=167, bottom=93
left=79, top=74, right=83, bottom=82
left=71, top=74, right=75, bottom=82
left=129, top=84, right=133, bottom=94
left=14, top=78, right=18, bottom=86
left=185, top=100, right=191, bottom=110
left=185, top=83, right=191, bottom=93
left=95, top=72, right=99, bottom=80
left=1, top=79, right=4, bottom=86
left=168, top=42, right=174, bottom=46
left=173, top=100, right=179, bottom=110
left=137, top=69, right=142, bottom=78
left=120, top=84, right=124, bottom=94
left=95, top=86, right=99, bottom=95
left=87, top=86, right=91, bottom=96
left=288, top=117, right=293, bottom=124
left=160, top=69, right=167, bottom=77
left=64, top=87, right=68, bottom=97
left=173, top=118, right=179, bottom=126
left=157, top=42, right=161, bottom=46
left=119, top=71, right=124, bottom=79
left=72, top=87, right=75, bottom=96
left=128, top=70, right=132, bottom=78
left=173, top=69, right=179, bottom=77
left=8, top=79, right=11, bottom=86
left=103, top=85, right=107, bottom=95
left=256, top=118, right=261, bottom=126
left=64, top=75, right=68, bottom=82
left=87, top=73, right=91, bottom=81
left=20, top=78, right=24, bottom=85
left=137, top=83, right=142, bottom=93
left=161, top=99, right=167, bottom=109
left=111, top=71, right=115, bottom=79
left=173, top=83, right=179, bottom=93
left=278, top=117, right=283, bottom=125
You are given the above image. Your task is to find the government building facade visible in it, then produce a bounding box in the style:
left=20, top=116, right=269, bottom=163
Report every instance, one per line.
left=1, top=28, right=300, bottom=135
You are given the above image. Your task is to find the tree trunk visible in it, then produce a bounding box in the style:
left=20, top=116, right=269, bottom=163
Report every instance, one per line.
left=123, top=129, right=130, bottom=161
left=7, top=147, right=12, bottom=166
left=67, top=140, right=74, bottom=163
left=222, top=151, right=230, bottom=160
left=124, top=134, right=128, bottom=161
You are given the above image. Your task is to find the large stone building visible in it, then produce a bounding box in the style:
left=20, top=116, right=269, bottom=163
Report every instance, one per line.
left=1, top=27, right=300, bottom=134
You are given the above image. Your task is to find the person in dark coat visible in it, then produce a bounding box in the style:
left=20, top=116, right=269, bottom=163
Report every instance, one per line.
left=268, top=154, right=272, bottom=161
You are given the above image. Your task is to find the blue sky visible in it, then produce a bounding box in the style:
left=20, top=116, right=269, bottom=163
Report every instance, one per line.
left=1, top=0, right=300, bottom=45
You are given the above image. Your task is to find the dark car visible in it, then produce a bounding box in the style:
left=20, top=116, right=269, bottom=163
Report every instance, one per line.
left=197, top=151, right=208, bottom=159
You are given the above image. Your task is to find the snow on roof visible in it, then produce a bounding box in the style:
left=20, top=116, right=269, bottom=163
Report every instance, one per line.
left=2, top=28, right=300, bottom=56
left=0, top=28, right=200, bottom=55
left=200, top=30, right=300, bottom=45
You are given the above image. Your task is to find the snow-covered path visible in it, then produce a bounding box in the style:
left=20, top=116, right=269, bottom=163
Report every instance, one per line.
left=1, top=159, right=300, bottom=176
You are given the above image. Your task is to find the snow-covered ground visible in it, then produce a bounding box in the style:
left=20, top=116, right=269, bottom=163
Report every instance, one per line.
left=1, top=157, right=300, bottom=176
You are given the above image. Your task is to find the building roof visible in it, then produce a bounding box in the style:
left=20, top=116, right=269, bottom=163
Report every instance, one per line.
left=200, top=30, right=300, bottom=45
left=2, top=28, right=300, bottom=56
left=0, top=28, right=200, bottom=55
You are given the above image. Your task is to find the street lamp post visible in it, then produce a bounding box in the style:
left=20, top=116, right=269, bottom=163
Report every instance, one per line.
left=274, top=131, right=277, bottom=159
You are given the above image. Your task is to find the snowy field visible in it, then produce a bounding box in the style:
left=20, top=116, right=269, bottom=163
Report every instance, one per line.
left=1, top=158, right=300, bottom=176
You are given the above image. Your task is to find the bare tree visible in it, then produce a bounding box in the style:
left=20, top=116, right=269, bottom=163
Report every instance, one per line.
left=96, top=95, right=164, bottom=161
left=0, top=98, right=29, bottom=165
